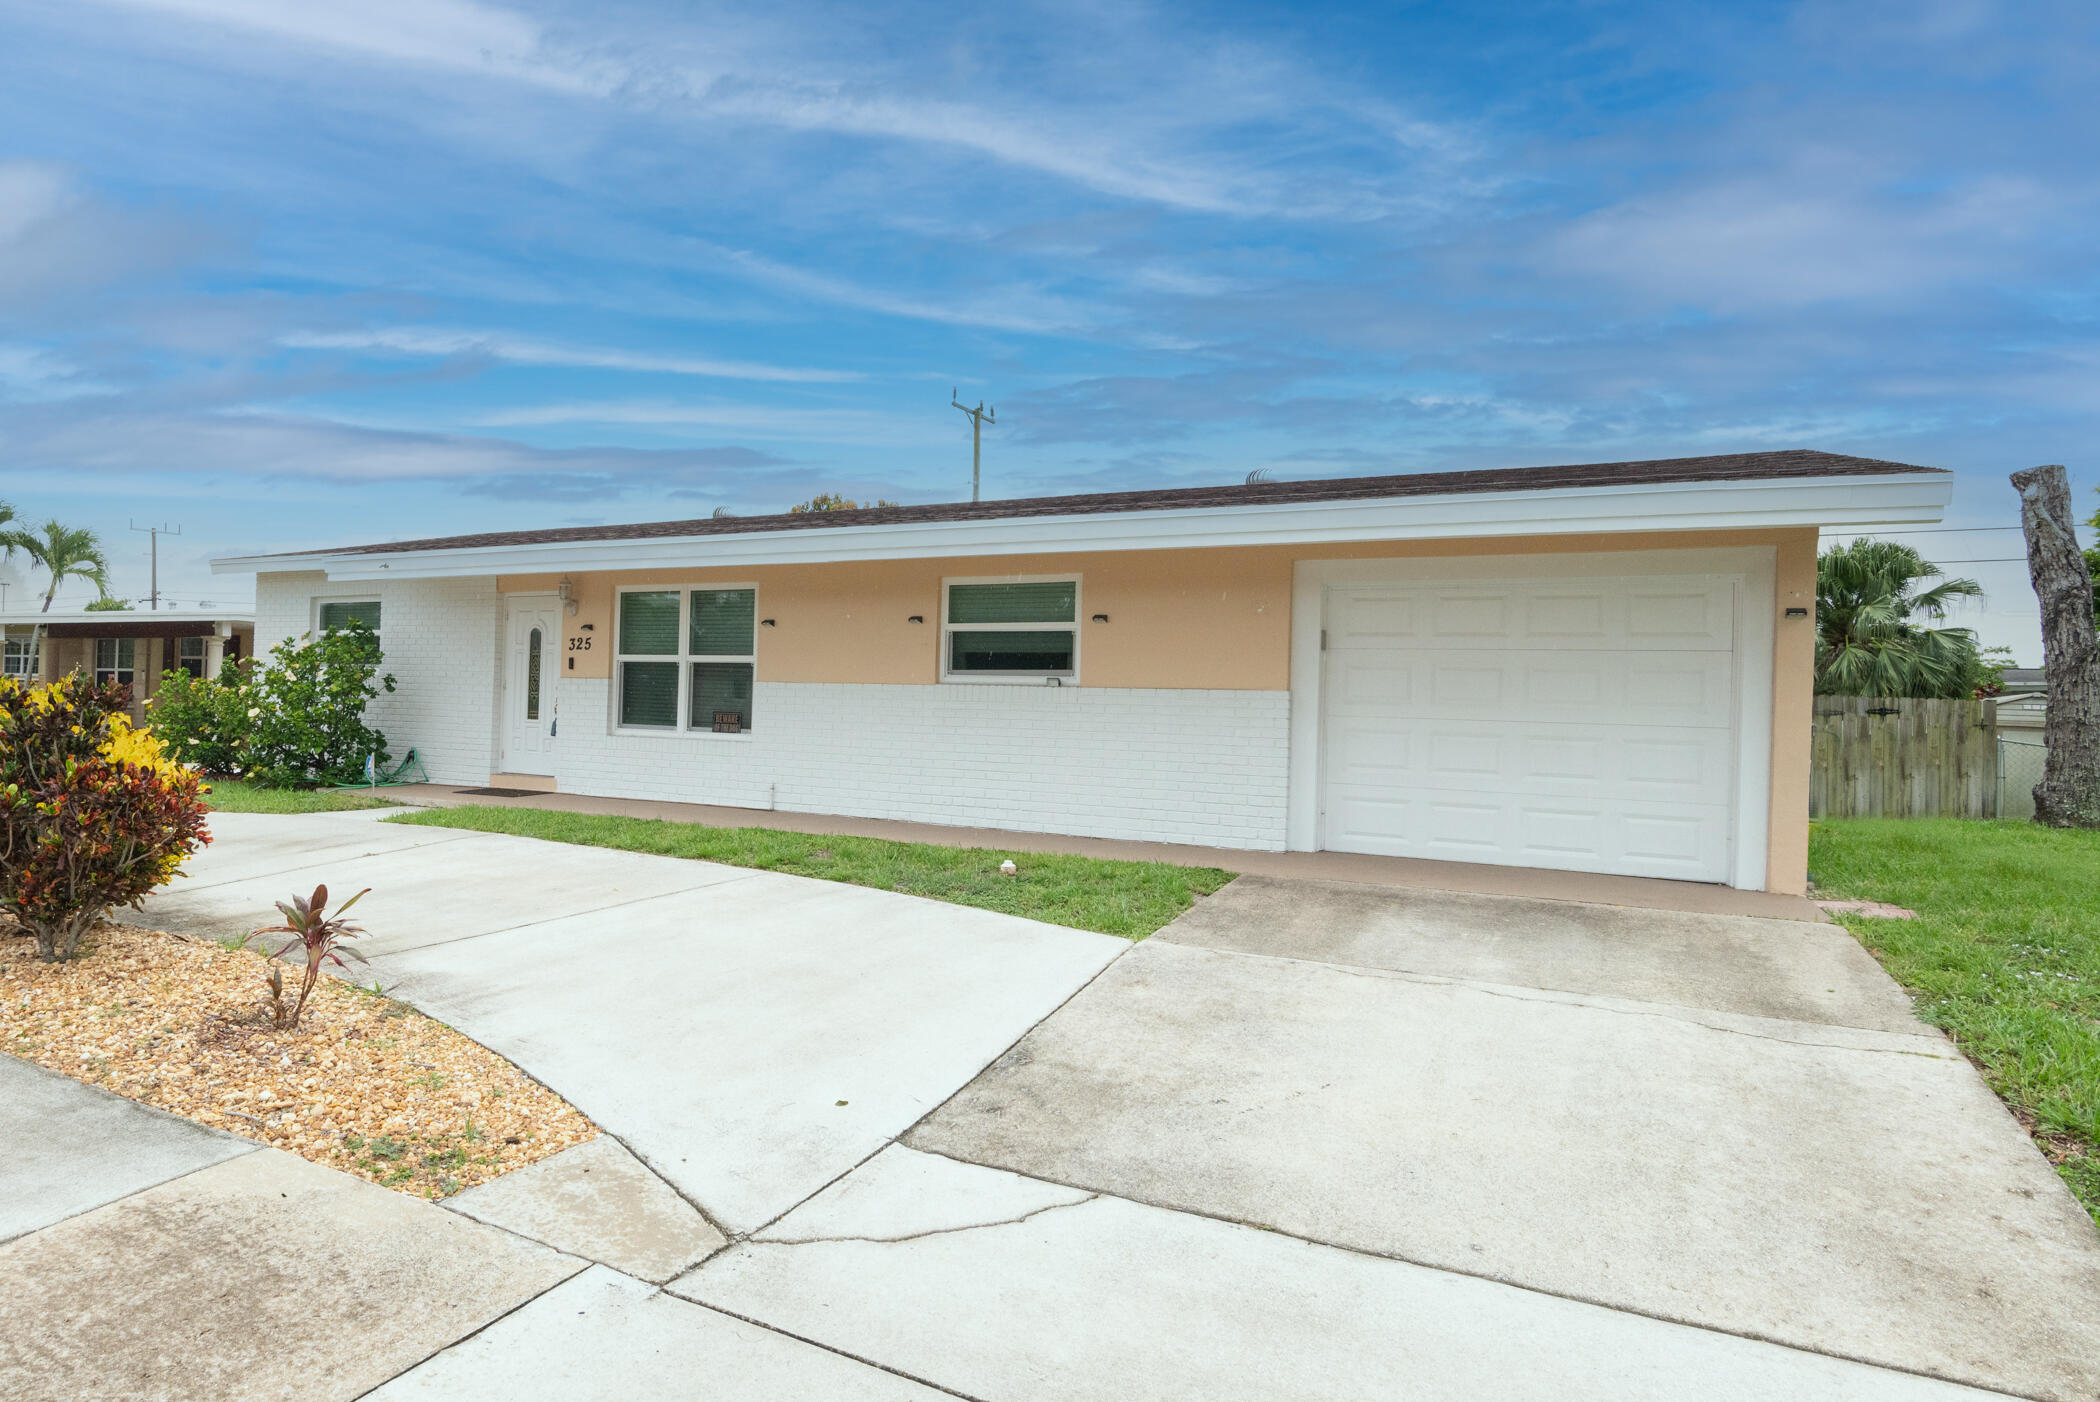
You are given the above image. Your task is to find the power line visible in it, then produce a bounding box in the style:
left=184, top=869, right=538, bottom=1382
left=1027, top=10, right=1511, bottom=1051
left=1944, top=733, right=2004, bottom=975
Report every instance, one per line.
left=128, top=520, right=182, bottom=611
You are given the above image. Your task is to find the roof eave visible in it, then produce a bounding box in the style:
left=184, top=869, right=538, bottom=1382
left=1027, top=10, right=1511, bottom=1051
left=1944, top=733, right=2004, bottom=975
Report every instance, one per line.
left=213, top=471, right=1952, bottom=582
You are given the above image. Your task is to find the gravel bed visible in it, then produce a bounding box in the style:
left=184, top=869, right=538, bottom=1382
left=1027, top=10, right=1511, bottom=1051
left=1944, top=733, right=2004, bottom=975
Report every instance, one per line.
left=2, top=919, right=595, bottom=1198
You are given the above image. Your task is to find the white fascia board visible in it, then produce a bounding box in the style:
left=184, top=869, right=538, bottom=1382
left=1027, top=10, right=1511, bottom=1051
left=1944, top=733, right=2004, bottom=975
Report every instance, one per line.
left=213, top=472, right=1950, bottom=581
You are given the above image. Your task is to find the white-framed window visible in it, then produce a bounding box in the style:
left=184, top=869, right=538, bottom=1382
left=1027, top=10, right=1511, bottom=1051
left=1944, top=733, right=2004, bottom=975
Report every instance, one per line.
left=317, top=597, right=381, bottom=643
left=1, top=632, right=38, bottom=679
left=941, top=576, right=1080, bottom=684
left=94, top=637, right=136, bottom=688
left=614, top=585, right=757, bottom=734
left=177, top=635, right=208, bottom=679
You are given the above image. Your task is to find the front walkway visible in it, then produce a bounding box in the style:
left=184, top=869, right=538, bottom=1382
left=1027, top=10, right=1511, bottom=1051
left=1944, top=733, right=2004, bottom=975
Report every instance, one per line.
left=382, top=781, right=1822, bottom=921
left=10, top=810, right=2093, bottom=1399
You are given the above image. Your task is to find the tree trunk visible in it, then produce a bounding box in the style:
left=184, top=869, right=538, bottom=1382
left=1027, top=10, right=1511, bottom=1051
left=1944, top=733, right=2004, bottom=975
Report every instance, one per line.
left=2011, top=464, right=2100, bottom=827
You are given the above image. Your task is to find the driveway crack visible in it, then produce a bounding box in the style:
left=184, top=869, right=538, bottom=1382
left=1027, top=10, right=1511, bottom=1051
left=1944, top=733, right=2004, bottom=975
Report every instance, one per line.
left=757, top=1194, right=1100, bottom=1247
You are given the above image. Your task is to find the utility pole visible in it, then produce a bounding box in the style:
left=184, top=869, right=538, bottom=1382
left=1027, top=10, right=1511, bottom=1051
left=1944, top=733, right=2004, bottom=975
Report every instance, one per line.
left=129, top=520, right=181, bottom=611
left=950, top=389, right=996, bottom=503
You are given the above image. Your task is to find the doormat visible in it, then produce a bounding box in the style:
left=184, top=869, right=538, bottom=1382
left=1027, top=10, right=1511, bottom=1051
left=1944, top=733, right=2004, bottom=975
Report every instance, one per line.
left=452, top=787, right=549, bottom=798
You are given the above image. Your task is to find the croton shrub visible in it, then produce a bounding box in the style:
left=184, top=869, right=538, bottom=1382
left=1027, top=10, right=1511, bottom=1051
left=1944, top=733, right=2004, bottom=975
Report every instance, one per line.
left=0, top=673, right=211, bottom=961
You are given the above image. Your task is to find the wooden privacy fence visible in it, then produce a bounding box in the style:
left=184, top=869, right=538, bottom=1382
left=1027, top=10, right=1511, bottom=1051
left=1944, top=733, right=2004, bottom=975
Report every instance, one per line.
left=1809, top=696, right=2000, bottom=819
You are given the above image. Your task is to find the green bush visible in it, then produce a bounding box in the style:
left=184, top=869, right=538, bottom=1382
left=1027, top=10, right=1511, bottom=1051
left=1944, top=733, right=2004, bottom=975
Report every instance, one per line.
left=145, top=661, right=254, bottom=774
left=0, top=673, right=211, bottom=961
left=245, top=619, right=397, bottom=787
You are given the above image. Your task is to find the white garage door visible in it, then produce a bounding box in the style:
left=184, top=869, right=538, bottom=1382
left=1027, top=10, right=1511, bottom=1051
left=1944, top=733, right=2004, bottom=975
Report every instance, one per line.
left=1319, top=572, right=1739, bottom=882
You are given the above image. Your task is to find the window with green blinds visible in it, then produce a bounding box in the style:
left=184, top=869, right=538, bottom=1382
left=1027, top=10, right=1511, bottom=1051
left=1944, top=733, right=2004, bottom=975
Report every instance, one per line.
left=615, top=586, right=758, bottom=732
left=619, top=661, right=679, bottom=728
left=318, top=600, right=382, bottom=661
left=689, top=589, right=755, bottom=655
left=949, top=630, right=1074, bottom=673
left=690, top=662, right=753, bottom=731
left=947, top=581, right=1075, bottom=624
left=943, top=577, right=1079, bottom=681
left=618, top=591, right=680, bottom=654
left=319, top=600, right=382, bottom=632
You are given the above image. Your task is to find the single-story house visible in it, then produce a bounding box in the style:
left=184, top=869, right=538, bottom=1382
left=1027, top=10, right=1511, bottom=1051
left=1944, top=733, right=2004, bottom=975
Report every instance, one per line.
left=1, top=606, right=254, bottom=723
left=214, top=449, right=1950, bottom=894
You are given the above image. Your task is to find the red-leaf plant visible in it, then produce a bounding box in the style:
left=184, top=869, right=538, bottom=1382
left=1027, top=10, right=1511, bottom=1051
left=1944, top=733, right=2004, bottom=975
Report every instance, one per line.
left=253, top=883, right=370, bottom=1030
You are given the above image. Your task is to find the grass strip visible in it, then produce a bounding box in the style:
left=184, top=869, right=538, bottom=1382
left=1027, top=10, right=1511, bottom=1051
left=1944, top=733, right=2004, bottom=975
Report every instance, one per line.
left=388, top=804, right=1233, bottom=939
left=1811, top=818, right=2100, bottom=1223
left=202, top=779, right=399, bottom=814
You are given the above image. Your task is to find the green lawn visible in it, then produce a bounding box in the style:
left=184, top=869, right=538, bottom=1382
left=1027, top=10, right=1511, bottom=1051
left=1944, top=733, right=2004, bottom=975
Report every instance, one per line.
left=1811, top=818, right=2100, bottom=1223
left=386, top=805, right=1234, bottom=938
left=201, top=778, right=400, bottom=814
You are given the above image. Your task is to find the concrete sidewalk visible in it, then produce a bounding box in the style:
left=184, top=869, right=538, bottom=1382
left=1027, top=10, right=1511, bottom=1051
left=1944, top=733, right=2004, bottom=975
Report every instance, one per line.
left=0, top=1060, right=582, bottom=1402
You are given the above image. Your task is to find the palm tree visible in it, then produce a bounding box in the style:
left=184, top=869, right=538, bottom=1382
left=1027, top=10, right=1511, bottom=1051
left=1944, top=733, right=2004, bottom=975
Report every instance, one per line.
left=3, top=520, right=111, bottom=613
left=0, top=499, right=22, bottom=611
left=1816, top=539, right=1984, bottom=698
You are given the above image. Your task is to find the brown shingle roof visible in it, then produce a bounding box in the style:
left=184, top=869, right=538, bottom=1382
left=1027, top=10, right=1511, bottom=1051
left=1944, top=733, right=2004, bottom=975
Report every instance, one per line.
left=261, top=448, right=1942, bottom=560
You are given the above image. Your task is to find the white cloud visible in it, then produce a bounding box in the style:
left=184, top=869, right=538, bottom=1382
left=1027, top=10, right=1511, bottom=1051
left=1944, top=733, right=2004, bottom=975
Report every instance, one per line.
left=1548, top=170, right=2059, bottom=309
left=99, top=0, right=606, bottom=92
left=0, top=162, right=76, bottom=242
left=0, top=160, right=219, bottom=309
left=471, top=399, right=935, bottom=443
left=700, top=84, right=1247, bottom=215
left=2, top=408, right=791, bottom=488
left=0, top=344, right=113, bottom=403
left=78, top=0, right=1467, bottom=221
left=706, top=246, right=1094, bottom=335
left=279, top=326, right=861, bottom=383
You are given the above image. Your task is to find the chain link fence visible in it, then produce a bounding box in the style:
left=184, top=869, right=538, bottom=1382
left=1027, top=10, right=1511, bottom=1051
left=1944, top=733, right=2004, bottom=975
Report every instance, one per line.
left=1997, top=737, right=2048, bottom=820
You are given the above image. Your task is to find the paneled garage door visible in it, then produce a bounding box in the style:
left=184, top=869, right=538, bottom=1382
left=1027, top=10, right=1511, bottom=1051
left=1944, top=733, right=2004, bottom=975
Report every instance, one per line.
left=1319, top=572, right=1739, bottom=881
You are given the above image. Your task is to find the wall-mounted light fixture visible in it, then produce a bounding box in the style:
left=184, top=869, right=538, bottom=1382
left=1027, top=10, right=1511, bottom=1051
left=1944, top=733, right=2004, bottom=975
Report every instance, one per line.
left=761, top=618, right=777, bottom=628
left=1091, top=613, right=1109, bottom=623
left=1784, top=607, right=1809, bottom=618
left=579, top=622, right=595, bottom=631
left=907, top=615, right=925, bottom=624
left=557, top=576, right=579, bottom=617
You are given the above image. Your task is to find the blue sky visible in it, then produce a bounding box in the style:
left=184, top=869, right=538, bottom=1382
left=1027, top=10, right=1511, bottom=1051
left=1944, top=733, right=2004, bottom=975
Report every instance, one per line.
left=0, top=0, right=2093, bottom=660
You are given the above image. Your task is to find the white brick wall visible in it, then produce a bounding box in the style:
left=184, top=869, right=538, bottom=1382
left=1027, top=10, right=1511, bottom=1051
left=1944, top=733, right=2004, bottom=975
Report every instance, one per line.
left=554, top=678, right=1291, bottom=850
left=254, top=574, right=1291, bottom=848
left=253, top=572, right=500, bottom=784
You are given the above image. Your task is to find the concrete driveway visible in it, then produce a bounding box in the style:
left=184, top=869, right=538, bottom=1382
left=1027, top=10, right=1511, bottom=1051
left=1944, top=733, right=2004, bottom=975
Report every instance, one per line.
left=66, top=812, right=2100, bottom=1399
left=134, top=809, right=1126, bottom=1232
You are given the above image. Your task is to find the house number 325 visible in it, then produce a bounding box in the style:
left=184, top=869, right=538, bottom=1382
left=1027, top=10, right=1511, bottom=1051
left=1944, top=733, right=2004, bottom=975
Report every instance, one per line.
left=568, top=636, right=592, bottom=651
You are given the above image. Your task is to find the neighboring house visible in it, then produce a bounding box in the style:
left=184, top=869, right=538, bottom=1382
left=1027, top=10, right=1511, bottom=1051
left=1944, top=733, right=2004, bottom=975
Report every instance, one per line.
left=1, top=606, right=256, bottom=723
left=213, top=449, right=1951, bottom=894
left=1995, top=689, right=2047, bottom=741
left=1992, top=667, right=2047, bottom=738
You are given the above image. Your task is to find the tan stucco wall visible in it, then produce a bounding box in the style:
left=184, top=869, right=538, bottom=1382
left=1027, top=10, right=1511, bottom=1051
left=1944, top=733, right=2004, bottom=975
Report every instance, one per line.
left=503, top=527, right=1811, bottom=692
left=1767, top=531, right=1819, bottom=894
left=500, top=525, right=1817, bottom=893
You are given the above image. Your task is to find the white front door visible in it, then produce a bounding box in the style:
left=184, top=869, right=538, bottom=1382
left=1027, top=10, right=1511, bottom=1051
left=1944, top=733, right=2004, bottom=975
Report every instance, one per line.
left=1318, top=572, right=1741, bottom=882
left=502, top=595, right=560, bottom=774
